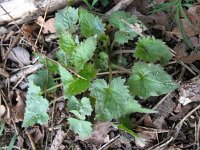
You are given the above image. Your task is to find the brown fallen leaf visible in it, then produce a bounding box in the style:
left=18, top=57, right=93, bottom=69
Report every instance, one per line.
left=11, top=90, right=25, bottom=122
left=50, top=129, right=66, bottom=150
left=0, top=68, right=9, bottom=77
left=8, top=46, right=31, bottom=65
left=178, top=76, right=200, bottom=105
left=85, top=122, right=113, bottom=146
left=171, top=5, right=200, bottom=38
left=0, top=104, right=6, bottom=118
left=174, top=41, right=200, bottom=63
left=37, top=16, right=56, bottom=34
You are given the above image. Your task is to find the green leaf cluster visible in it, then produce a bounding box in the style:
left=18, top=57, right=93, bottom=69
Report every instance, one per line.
left=23, top=82, right=49, bottom=127
left=23, top=6, right=180, bottom=139
left=127, top=62, right=179, bottom=99
left=134, top=36, right=172, bottom=65
left=109, top=11, right=144, bottom=44
left=68, top=97, right=92, bottom=139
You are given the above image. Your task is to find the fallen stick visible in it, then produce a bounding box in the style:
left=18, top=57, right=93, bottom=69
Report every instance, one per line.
left=0, top=0, right=81, bottom=25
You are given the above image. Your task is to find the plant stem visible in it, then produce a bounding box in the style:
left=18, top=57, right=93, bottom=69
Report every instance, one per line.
left=111, top=49, right=133, bottom=57
left=41, top=83, right=62, bottom=95
left=111, top=64, right=132, bottom=74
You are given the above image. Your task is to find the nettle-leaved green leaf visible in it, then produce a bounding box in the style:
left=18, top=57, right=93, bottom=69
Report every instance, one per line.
left=68, top=118, right=92, bottom=139
left=72, top=36, right=97, bottom=72
left=90, top=77, right=153, bottom=121
left=23, top=82, right=49, bottom=127
left=127, top=62, right=179, bottom=99
left=28, top=69, right=56, bottom=93
left=55, top=7, right=78, bottom=33
left=134, top=36, right=172, bottom=65
left=68, top=96, right=92, bottom=120
left=67, top=64, right=97, bottom=96
left=109, top=11, right=139, bottom=44
left=79, top=9, right=105, bottom=37
left=58, top=65, right=74, bottom=98
left=59, top=32, right=76, bottom=55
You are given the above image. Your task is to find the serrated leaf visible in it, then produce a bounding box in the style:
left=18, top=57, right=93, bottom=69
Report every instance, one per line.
left=28, top=69, right=56, bottom=93
left=35, top=53, right=58, bottom=73
left=59, top=32, right=76, bottom=55
left=109, top=11, right=140, bottom=44
left=67, top=64, right=97, bottom=96
left=95, top=52, right=109, bottom=71
left=90, top=77, right=152, bottom=121
left=68, top=118, right=92, bottom=139
left=79, top=9, right=105, bottom=37
left=55, top=7, right=78, bottom=33
left=127, top=62, right=179, bottom=99
left=23, top=82, right=49, bottom=127
left=109, top=11, right=137, bottom=29
left=115, top=31, right=132, bottom=44
left=58, top=65, right=74, bottom=98
left=68, top=96, right=92, bottom=120
left=72, top=36, right=97, bottom=72
left=134, top=36, right=172, bottom=65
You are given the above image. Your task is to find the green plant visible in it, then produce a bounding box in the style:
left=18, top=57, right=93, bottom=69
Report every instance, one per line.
left=151, top=0, right=197, bottom=49
left=23, top=7, right=179, bottom=139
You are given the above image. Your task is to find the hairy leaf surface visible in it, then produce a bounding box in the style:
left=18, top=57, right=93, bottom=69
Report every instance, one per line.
left=127, top=62, right=179, bottom=99
left=72, top=36, right=97, bottom=71
left=68, top=96, right=92, bottom=120
left=68, top=118, right=92, bottom=139
left=134, top=36, right=172, bottom=65
left=90, top=77, right=153, bottom=121
left=55, top=7, right=78, bottom=33
left=23, top=82, right=49, bottom=127
left=28, top=69, right=56, bottom=93
left=79, top=9, right=105, bottom=37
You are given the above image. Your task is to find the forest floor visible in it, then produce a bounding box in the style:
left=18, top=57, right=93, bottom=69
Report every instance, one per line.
left=0, top=0, right=200, bottom=149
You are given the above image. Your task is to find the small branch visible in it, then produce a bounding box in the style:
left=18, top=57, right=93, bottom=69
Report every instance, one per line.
left=111, top=49, right=133, bottom=57
left=104, top=0, right=135, bottom=17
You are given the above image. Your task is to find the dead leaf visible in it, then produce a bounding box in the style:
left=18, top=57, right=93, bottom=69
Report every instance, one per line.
left=174, top=41, right=200, bottom=63
left=134, top=132, right=155, bottom=148
left=32, top=127, right=44, bottom=144
left=0, top=104, right=6, bottom=118
left=143, top=115, right=154, bottom=128
left=8, top=46, right=31, bottom=65
left=178, top=76, right=200, bottom=105
left=173, top=103, right=182, bottom=113
left=187, top=5, right=200, bottom=27
left=50, top=129, right=66, bottom=150
left=172, top=19, right=199, bottom=38
left=85, top=122, right=113, bottom=146
left=172, top=5, right=200, bottom=38
left=37, top=16, right=56, bottom=34
left=11, top=90, right=25, bottom=122
left=0, top=68, right=9, bottom=77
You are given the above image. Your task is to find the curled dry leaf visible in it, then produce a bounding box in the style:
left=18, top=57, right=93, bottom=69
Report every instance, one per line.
left=179, top=76, right=200, bottom=106
left=11, top=90, right=25, bottom=122
left=174, top=42, right=200, bottom=63
left=172, top=5, right=200, bottom=38
left=0, top=104, right=6, bottom=118
left=85, top=122, right=113, bottom=146
left=0, top=68, right=9, bottom=77
left=50, top=129, right=66, bottom=150
left=37, top=16, right=56, bottom=34
left=8, top=46, right=31, bottom=65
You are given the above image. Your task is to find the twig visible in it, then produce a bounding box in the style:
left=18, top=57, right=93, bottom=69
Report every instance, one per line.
left=26, top=130, right=37, bottom=150
left=111, top=49, right=133, bottom=57
left=97, top=70, right=131, bottom=76
left=34, top=0, right=51, bottom=50
left=105, top=0, right=135, bottom=17
left=98, top=135, right=120, bottom=150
